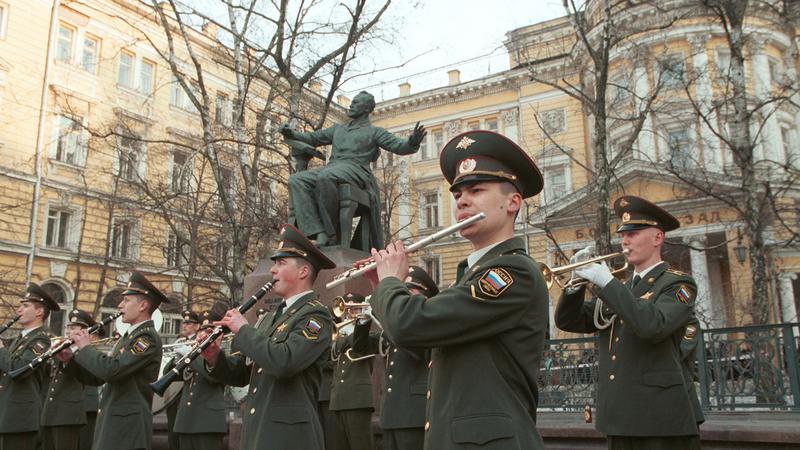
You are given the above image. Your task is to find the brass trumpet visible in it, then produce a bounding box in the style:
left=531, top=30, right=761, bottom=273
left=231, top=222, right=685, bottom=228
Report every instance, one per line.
left=332, top=296, right=371, bottom=321
left=332, top=319, right=357, bottom=341
left=541, top=252, right=628, bottom=289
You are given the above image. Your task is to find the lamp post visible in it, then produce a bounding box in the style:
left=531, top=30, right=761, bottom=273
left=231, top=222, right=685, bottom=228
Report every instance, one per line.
left=734, top=230, right=747, bottom=264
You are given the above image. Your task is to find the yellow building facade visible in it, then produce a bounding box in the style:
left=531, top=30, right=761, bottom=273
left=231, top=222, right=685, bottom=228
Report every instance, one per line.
left=0, top=0, right=311, bottom=340
left=372, top=4, right=800, bottom=333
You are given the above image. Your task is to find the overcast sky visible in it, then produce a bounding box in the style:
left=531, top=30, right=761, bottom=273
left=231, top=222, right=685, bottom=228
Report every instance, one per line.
left=339, top=0, right=568, bottom=101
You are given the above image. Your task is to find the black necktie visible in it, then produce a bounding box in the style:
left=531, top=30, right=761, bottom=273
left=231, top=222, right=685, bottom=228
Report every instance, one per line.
left=632, top=275, right=642, bottom=288
left=456, top=260, right=469, bottom=282
left=271, top=301, right=286, bottom=326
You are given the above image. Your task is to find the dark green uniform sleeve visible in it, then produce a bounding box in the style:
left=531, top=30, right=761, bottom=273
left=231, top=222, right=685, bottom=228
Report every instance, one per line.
left=232, top=310, right=332, bottom=380
left=63, top=359, right=104, bottom=386
left=598, top=277, right=697, bottom=342
left=370, top=256, right=544, bottom=347
left=73, top=335, right=160, bottom=382
left=351, top=320, right=371, bottom=356
left=555, top=286, right=600, bottom=334
left=0, top=335, right=50, bottom=379
left=207, top=351, right=250, bottom=387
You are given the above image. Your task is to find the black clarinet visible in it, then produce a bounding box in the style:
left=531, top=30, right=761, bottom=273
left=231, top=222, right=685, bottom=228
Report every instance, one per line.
left=0, top=315, right=20, bottom=336
left=150, top=281, right=273, bottom=396
left=9, top=312, right=121, bottom=380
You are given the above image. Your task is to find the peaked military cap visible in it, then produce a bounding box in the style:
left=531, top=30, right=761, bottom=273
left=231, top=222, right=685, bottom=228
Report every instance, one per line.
left=405, top=265, right=439, bottom=297
left=68, top=309, right=96, bottom=328
left=440, top=130, right=543, bottom=199
left=270, top=223, right=336, bottom=270
left=120, top=271, right=170, bottom=307
left=199, top=309, right=223, bottom=330
left=181, top=310, right=199, bottom=323
left=342, top=292, right=366, bottom=303
left=614, top=195, right=680, bottom=233
left=23, top=282, right=60, bottom=312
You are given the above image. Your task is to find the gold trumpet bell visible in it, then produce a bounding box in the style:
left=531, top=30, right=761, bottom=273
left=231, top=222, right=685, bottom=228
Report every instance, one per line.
left=541, top=252, right=628, bottom=289
left=331, top=296, right=371, bottom=320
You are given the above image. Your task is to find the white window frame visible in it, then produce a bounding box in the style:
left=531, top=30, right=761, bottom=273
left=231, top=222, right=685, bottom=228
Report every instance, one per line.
left=50, top=114, right=87, bottom=166
left=419, top=190, right=441, bottom=230
left=611, top=72, right=631, bottom=103
left=115, top=132, right=146, bottom=181
left=666, top=127, right=693, bottom=169
left=216, top=166, right=234, bottom=207
left=56, top=23, right=75, bottom=63
left=779, top=121, right=797, bottom=165
left=0, top=3, right=9, bottom=41
left=164, top=229, right=188, bottom=268
left=659, top=52, right=686, bottom=90
left=117, top=50, right=134, bottom=88
left=215, top=92, right=231, bottom=126
left=421, top=255, right=441, bottom=287
left=170, top=77, right=199, bottom=114
left=43, top=204, right=79, bottom=251
left=168, top=148, right=192, bottom=193
left=80, top=34, right=99, bottom=73
left=110, top=217, right=138, bottom=260
left=539, top=152, right=572, bottom=207
left=485, top=117, right=499, bottom=132
left=139, top=58, right=154, bottom=95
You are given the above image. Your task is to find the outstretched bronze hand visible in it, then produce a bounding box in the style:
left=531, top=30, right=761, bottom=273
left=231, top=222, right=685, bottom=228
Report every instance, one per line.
left=408, top=122, right=427, bottom=148
left=278, top=123, right=295, bottom=139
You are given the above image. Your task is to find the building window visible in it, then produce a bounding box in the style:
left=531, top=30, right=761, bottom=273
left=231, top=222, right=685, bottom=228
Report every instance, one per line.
left=425, top=130, right=443, bottom=160
left=768, top=57, right=783, bottom=85
left=139, top=59, right=154, bottom=95
left=781, top=124, right=797, bottom=162
left=611, top=73, right=630, bottom=103
left=170, top=77, right=198, bottom=113
left=422, top=255, right=441, bottom=286
left=170, top=150, right=191, bottom=193
left=117, top=134, right=142, bottom=181
left=42, top=282, right=68, bottom=335
left=81, top=35, right=99, bottom=73
left=216, top=167, right=233, bottom=206
left=56, top=24, right=74, bottom=63
left=165, top=230, right=186, bottom=268
left=215, top=239, right=230, bottom=266
left=715, top=47, right=731, bottom=79
left=111, top=219, right=135, bottom=259
left=486, top=118, right=499, bottom=132
left=45, top=209, right=72, bottom=248
left=117, top=51, right=134, bottom=88
left=544, top=167, right=567, bottom=203
left=54, top=115, right=84, bottom=165
left=421, top=192, right=439, bottom=229
left=660, top=54, right=685, bottom=89
left=0, top=3, right=7, bottom=40
left=668, top=128, right=692, bottom=169
left=215, top=93, right=231, bottom=125
left=467, top=121, right=480, bottom=130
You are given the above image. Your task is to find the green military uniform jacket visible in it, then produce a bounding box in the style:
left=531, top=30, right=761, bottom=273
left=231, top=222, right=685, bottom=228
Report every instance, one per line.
left=41, top=361, right=87, bottom=426
left=0, top=326, right=50, bottom=433
left=371, top=237, right=549, bottom=449
left=173, top=358, right=226, bottom=434
left=68, top=320, right=162, bottom=450
left=354, top=321, right=428, bottom=430
left=209, top=293, right=332, bottom=450
left=555, top=262, right=700, bottom=437
left=329, top=325, right=373, bottom=412
left=83, top=385, right=99, bottom=413
left=681, top=315, right=705, bottom=426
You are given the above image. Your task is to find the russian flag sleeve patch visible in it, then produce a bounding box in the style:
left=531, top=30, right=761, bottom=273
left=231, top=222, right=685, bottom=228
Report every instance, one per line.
left=476, top=268, right=514, bottom=299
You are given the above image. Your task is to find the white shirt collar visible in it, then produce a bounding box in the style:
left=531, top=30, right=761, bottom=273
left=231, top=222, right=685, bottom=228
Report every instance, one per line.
left=467, top=241, right=504, bottom=268
left=284, top=290, right=314, bottom=309
left=21, top=325, right=42, bottom=337
left=634, top=261, right=665, bottom=280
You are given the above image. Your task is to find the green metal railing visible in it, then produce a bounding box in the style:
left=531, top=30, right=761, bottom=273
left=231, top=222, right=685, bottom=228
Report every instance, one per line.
left=538, top=323, right=800, bottom=411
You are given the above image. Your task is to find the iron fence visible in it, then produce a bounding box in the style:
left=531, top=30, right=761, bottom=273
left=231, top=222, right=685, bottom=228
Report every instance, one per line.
left=538, top=322, right=800, bottom=411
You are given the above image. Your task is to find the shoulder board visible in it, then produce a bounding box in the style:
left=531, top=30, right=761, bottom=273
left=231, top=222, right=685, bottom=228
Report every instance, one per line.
left=666, top=268, right=688, bottom=276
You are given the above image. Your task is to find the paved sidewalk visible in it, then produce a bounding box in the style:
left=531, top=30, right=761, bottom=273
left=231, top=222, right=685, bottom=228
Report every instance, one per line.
left=538, top=411, right=800, bottom=449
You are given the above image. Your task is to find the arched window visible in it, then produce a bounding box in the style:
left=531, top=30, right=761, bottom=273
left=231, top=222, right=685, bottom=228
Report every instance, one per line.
left=41, top=282, right=69, bottom=335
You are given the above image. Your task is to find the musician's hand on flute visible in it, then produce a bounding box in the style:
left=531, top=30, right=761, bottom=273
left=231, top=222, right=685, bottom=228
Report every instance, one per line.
left=371, top=240, right=409, bottom=283
left=354, top=256, right=379, bottom=288
left=72, top=329, right=91, bottom=350
left=215, top=308, right=248, bottom=334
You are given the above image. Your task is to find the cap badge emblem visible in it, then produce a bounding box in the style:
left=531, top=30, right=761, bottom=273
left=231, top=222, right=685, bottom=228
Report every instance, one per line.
left=459, top=158, right=477, bottom=174
left=619, top=198, right=629, bottom=208
left=622, top=212, right=631, bottom=222
left=456, top=136, right=476, bottom=150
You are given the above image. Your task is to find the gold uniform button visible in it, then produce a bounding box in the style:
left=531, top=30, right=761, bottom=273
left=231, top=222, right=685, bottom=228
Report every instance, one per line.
left=187, top=401, right=192, bottom=406
left=257, top=368, right=263, bottom=374
left=619, top=319, right=624, bottom=325
left=49, top=397, right=53, bottom=401
left=340, top=380, right=345, bottom=383
left=252, top=388, right=257, bottom=393
left=250, top=408, right=256, bottom=415
left=614, top=337, right=619, bottom=342
left=388, top=375, right=393, bottom=379
left=609, top=374, right=615, bottom=380
left=426, top=390, right=431, bottom=399
left=425, top=422, right=430, bottom=431
left=393, top=348, right=398, bottom=353
left=390, top=361, right=395, bottom=366
left=427, top=361, right=432, bottom=368
left=387, top=388, right=392, bottom=393
left=611, top=355, right=616, bottom=361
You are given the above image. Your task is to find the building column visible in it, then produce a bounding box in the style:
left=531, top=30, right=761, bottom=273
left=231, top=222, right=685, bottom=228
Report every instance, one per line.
left=687, top=236, right=716, bottom=327
left=748, top=35, right=782, bottom=164
left=633, top=64, right=656, bottom=162
left=778, top=272, right=798, bottom=326
left=688, top=34, right=721, bottom=171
